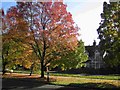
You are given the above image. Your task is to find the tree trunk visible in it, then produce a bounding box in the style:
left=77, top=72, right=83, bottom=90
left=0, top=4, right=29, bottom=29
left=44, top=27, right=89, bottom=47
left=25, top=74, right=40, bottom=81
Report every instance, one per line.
left=2, top=55, right=6, bottom=75
left=40, top=39, right=46, bottom=78
left=29, top=68, right=33, bottom=76
left=40, top=60, right=44, bottom=78
left=29, top=63, right=34, bottom=76
left=2, top=63, right=6, bottom=75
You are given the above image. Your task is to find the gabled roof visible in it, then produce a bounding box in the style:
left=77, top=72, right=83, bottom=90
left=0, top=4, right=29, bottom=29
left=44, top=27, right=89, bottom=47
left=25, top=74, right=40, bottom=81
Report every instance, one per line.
left=85, top=46, right=95, bottom=57
left=85, top=45, right=103, bottom=57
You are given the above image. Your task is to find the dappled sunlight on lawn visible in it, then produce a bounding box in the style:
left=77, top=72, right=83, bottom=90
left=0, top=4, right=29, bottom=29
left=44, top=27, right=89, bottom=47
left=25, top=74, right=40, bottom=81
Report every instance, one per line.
left=2, top=73, right=120, bottom=89
left=51, top=75, right=120, bottom=88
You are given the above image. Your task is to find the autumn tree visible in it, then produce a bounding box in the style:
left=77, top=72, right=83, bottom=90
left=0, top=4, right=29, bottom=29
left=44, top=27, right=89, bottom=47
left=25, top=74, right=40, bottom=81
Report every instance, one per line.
left=97, top=1, right=120, bottom=68
left=1, top=9, right=10, bottom=74
left=2, top=7, right=37, bottom=74
left=6, top=1, right=79, bottom=78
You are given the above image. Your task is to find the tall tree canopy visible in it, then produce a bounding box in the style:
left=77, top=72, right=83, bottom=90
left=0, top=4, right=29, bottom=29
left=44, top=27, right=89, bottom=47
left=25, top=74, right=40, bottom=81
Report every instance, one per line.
left=4, top=1, right=79, bottom=77
left=97, top=1, right=120, bottom=68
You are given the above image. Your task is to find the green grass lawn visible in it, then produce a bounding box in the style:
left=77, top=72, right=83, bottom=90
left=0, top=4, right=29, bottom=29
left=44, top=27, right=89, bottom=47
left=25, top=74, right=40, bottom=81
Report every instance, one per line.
left=49, top=73, right=120, bottom=88
left=13, top=70, right=120, bottom=80
left=3, top=70, right=120, bottom=89
left=48, top=73, right=120, bottom=89
left=50, top=73, right=120, bottom=80
left=13, top=70, right=41, bottom=74
left=50, top=75, right=120, bottom=89
left=13, top=70, right=31, bottom=74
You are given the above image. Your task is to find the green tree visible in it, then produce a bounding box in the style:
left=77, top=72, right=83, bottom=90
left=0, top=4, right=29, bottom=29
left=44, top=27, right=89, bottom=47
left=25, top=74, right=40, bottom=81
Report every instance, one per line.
left=97, top=1, right=120, bottom=68
left=51, top=40, right=88, bottom=70
left=2, top=38, right=24, bottom=73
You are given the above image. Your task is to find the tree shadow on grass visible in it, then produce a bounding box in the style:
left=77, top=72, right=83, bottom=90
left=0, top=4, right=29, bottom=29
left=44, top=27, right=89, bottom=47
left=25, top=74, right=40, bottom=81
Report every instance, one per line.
left=55, top=83, right=120, bottom=90
left=2, top=77, right=48, bottom=90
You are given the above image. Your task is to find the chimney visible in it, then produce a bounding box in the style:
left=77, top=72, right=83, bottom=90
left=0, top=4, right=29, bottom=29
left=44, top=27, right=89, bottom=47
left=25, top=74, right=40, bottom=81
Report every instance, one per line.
left=93, top=40, right=96, bottom=47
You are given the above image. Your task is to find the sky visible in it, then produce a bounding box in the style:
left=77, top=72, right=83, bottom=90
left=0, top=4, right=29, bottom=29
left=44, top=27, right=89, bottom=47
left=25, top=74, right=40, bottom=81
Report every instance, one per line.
left=1, top=0, right=109, bottom=46
left=65, top=0, right=109, bottom=45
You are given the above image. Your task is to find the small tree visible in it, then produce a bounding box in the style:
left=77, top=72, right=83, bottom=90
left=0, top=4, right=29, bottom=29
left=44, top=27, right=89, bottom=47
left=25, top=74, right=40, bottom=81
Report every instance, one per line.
left=50, top=40, right=88, bottom=70
left=2, top=8, right=36, bottom=74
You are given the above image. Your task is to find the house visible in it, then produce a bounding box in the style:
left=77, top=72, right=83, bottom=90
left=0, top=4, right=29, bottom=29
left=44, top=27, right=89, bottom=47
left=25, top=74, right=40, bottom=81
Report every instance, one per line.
left=85, top=40, right=105, bottom=69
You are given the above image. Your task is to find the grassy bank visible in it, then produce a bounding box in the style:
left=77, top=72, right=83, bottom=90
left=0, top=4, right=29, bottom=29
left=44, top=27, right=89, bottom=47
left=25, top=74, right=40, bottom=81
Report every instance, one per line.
left=50, top=76, right=120, bottom=89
